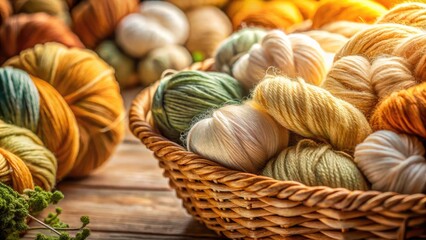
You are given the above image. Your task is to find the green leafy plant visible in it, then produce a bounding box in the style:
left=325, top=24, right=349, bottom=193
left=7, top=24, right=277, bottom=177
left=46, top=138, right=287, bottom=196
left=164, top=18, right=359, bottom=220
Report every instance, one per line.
left=0, top=183, right=90, bottom=240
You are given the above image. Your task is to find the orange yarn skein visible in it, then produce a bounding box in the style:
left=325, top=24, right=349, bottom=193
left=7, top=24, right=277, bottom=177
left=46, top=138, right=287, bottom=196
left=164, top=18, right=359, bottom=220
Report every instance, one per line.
left=227, top=0, right=311, bottom=31
left=0, top=0, right=11, bottom=25
left=72, top=0, right=138, bottom=48
left=312, top=0, right=387, bottom=29
left=370, top=34, right=426, bottom=137
left=5, top=43, right=125, bottom=177
left=0, top=13, right=84, bottom=64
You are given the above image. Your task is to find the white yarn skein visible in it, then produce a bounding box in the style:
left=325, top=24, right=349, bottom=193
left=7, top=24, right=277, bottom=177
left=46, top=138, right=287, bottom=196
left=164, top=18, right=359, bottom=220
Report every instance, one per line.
left=354, top=130, right=426, bottom=194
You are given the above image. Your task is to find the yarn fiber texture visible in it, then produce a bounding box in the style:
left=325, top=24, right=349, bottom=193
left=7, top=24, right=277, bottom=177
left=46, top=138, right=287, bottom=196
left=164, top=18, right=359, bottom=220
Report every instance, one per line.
left=377, top=2, right=426, bottom=29
left=152, top=70, right=243, bottom=143
left=138, top=45, right=192, bottom=87
left=262, top=139, right=369, bottom=191
left=334, top=24, right=422, bottom=61
left=185, top=6, right=232, bottom=60
left=233, top=30, right=327, bottom=91
left=253, top=75, right=372, bottom=152
left=214, top=28, right=266, bottom=75
left=116, top=1, right=189, bottom=58
left=355, top=130, right=426, bottom=194
left=186, top=102, right=289, bottom=173
left=5, top=42, right=125, bottom=178
left=311, top=0, right=387, bottom=29
left=322, top=55, right=418, bottom=119
left=0, top=13, right=84, bottom=64
left=72, top=0, right=138, bottom=48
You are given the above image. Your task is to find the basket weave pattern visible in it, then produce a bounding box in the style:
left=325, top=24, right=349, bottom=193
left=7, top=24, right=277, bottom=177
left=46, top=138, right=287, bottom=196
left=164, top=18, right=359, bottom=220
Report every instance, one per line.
left=129, top=59, right=426, bottom=240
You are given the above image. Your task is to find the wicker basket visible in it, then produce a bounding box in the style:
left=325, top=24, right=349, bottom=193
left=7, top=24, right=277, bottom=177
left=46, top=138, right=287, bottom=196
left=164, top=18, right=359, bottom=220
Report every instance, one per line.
left=129, top=59, right=426, bottom=240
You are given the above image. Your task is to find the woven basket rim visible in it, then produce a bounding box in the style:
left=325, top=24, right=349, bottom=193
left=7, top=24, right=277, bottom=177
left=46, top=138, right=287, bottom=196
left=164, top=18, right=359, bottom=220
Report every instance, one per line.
left=129, top=59, right=426, bottom=214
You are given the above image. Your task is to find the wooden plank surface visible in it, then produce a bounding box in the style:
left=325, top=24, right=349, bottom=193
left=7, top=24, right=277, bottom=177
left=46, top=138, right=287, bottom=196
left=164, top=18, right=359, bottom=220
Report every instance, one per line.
left=22, top=88, right=222, bottom=240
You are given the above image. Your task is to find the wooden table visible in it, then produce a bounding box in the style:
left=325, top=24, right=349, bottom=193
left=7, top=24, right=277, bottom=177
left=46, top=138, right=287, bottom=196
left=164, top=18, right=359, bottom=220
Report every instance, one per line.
left=23, top=88, right=222, bottom=240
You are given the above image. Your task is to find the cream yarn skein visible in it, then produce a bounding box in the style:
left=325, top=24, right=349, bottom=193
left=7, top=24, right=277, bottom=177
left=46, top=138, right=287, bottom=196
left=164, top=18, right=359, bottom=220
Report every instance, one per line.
left=355, top=130, right=426, bottom=194
left=116, top=1, right=189, bottom=58
left=186, top=101, right=289, bottom=173
left=233, top=30, right=327, bottom=91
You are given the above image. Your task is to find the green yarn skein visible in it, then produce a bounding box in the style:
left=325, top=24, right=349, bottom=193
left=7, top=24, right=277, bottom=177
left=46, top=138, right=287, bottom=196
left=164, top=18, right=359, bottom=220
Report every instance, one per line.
left=262, top=139, right=369, bottom=191
left=0, top=122, right=57, bottom=190
left=214, top=28, right=266, bottom=74
left=0, top=67, right=40, bottom=132
left=152, top=70, right=243, bottom=143
left=95, top=40, right=136, bottom=88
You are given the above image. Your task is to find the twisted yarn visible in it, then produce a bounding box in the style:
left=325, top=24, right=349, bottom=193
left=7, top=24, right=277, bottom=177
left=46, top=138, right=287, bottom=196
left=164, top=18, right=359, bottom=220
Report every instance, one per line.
left=187, top=102, right=289, bottom=173
left=233, top=30, right=326, bottom=91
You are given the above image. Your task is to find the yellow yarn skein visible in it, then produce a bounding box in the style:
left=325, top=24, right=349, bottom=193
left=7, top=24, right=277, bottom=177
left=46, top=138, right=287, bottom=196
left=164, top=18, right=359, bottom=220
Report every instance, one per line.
left=312, top=0, right=387, bottom=29
left=253, top=75, right=372, bottom=152
left=262, top=139, right=369, bottom=191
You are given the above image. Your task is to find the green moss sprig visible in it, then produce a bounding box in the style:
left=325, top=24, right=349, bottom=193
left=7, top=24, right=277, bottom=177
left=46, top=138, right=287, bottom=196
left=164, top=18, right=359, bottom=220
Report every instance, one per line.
left=0, top=183, right=90, bottom=240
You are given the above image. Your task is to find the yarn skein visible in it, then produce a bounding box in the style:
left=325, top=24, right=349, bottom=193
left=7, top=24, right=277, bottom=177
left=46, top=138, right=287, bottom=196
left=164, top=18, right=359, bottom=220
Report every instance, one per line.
left=226, top=0, right=314, bottom=31
left=116, top=1, right=189, bottom=58
left=95, top=40, right=137, bottom=88
left=318, top=21, right=370, bottom=38
left=186, top=101, right=289, bottom=173
left=253, top=75, right=372, bottom=152
left=377, top=2, right=426, bottom=29
left=0, top=147, right=34, bottom=193
left=5, top=42, right=125, bottom=177
left=0, top=67, right=79, bottom=181
left=262, top=139, right=369, bottom=191
left=138, top=45, right=192, bottom=87
left=233, top=30, right=327, bottom=91
left=12, top=0, right=71, bottom=24
left=355, top=130, right=426, bottom=194
left=0, top=13, right=84, bottom=64
left=186, top=6, right=232, bottom=60
left=334, top=24, right=422, bottom=61
left=214, top=27, right=266, bottom=75
left=167, top=0, right=229, bottom=10
left=322, top=55, right=418, bottom=119
left=0, top=0, right=11, bottom=25
left=311, top=0, right=387, bottom=29
left=72, top=0, right=138, bottom=48
left=0, top=122, right=56, bottom=191
left=152, top=70, right=243, bottom=143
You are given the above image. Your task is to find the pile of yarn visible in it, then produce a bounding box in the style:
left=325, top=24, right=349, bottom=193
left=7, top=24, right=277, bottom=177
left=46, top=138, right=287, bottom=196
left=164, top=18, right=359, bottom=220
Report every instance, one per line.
left=71, top=0, right=234, bottom=88
left=0, top=43, right=124, bottom=194
left=72, top=0, right=191, bottom=88
left=150, top=1, right=426, bottom=194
